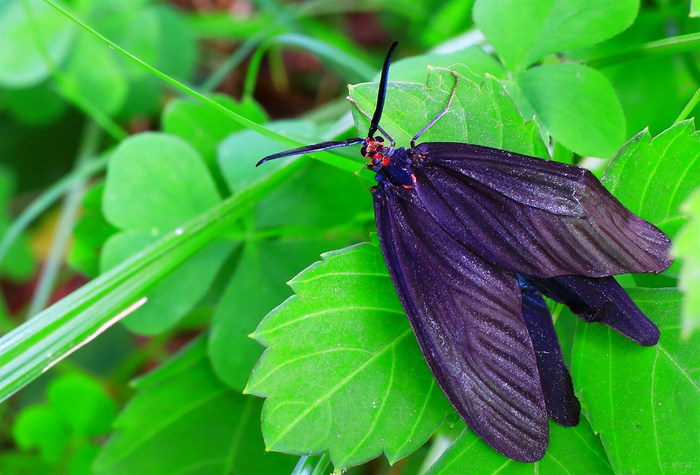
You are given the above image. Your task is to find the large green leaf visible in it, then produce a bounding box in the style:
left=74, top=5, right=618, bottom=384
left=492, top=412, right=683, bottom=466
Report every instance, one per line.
left=209, top=239, right=337, bottom=392
left=473, top=0, right=640, bottom=71
left=246, top=242, right=452, bottom=469
left=673, top=190, right=700, bottom=338
left=102, top=133, right=232, bottom=334
left=0, top=0, right=75, bottom=87
left=517, top=63, right=626, bottom=158
left=95, top=338, right=295, bottom=475
left=427, top=421, right=612, bottom=474
left=572, top=288, right=700, bottom=474
left=349, top=68, right=548, bottom=158
left=103, top=133, right=221, bottom=234
left=603, top=121, right=700, bottom=241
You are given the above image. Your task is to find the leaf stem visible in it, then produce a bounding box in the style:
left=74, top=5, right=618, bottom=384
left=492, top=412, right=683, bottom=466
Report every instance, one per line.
left=675, top=87, right=700, bottom=123
left=0, top=156, right=108, bottom=270
left=585, top=32, right=700, bottom=68
left=40, top=0, right=360, bottom=173
left=0, top=157, right=309, bottom=403
left=27, top=121, right=101, bottom=317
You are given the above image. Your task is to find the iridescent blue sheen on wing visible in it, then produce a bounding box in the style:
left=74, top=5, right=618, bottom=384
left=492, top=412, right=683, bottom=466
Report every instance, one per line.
left=374, top=184, right=549, bottom=463
left=411, top=142, right=671, bottom=278
left=518, top=277, right=580, bottom=426
left=526, top=275, right=660, bottom=346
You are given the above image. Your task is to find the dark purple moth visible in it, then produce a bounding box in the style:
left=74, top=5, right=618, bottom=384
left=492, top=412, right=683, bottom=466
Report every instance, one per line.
left=256, top=42, right=671, bottom=462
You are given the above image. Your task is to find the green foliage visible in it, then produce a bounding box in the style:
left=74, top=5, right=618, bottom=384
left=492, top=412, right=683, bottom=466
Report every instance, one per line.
left=162, top=95, right=268, bottom=179
left=350, top=69, right=548, bottom=158
left=94, top=337, right=295, bottom=475
left=517, top=64, right=626, bottom=158
left=604, top=121, right=700, bottom=242
left=673, top=190, right=700, bottom=338
left=473, top=0, right=640, bottom=71
left=209, top=121, right=369, bottom=391
left=0, top=166, right=34, bottom=280
left=101, top=133, right=232, bottom=334
left=246, top=242, right=451, bottom=469
left=0, top=0, right=76, bottom=87
left=572, top=288, right=700, bottom=474
left=12, top=373, right=116, bottom=472
left=428, top=421, right=612, bottom=474
left=1, top=1, right=699, bottom=474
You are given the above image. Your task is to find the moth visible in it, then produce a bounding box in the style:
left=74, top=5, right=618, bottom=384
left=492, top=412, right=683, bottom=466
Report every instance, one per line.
left=256, top=42, right=671, bottom=462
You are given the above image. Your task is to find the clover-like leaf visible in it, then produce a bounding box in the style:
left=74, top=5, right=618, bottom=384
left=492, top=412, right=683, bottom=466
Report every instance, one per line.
left=246, top=242, right=452, bottom=469
left=572, top=288, right=699, bottom=474
left=473, top=0, right=640, bottom=71
left=0, top=0, right=76, bottom=87
left=163, top=95, right=267, bottom=174
left=102, top=133, right=232, bottom=334
left=517, top=63, right=626, bottom=158
left=428, top=421, right=612, bottom=474
left=95, top=338, right=294, bottom=475
left=673, top=189, right=700, bottom=338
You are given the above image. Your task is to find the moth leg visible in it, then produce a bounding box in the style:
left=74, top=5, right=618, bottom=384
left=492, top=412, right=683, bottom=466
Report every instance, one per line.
left=410, top=70, right=459, bottom=147
left=346, top=96, right=395, bottom=146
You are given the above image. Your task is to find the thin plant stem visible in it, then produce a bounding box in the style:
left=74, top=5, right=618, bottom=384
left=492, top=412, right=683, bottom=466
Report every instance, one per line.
left=675, top=87, right=700, bottom=123
left=28, top=121, right=102, bottom=317
left=585, top=32, right=700, bottom=68
left=40, top=0, right=359, bottom=173
left=0, top=156, right=107, bottom=270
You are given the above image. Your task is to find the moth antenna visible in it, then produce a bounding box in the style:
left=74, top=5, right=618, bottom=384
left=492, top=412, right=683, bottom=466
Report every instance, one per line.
left=255, top=138, right=365, bottom=166
left=368, top=41, right=398, bottom=139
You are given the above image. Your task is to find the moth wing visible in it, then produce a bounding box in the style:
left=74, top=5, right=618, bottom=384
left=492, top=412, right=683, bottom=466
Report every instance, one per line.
left=374, top=186, right=549, bottom=462
left=519, top=279, right=580, bottom=426
left=412, top=142, right=671, bottom=278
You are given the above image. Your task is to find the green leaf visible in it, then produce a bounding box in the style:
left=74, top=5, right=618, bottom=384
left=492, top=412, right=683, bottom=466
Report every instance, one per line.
left=0, top=0, right=75, bottom=87
left=375, top=46, right=505, bottom=84
left=349, top=68, right=548, bottom=158
left=0, top=151, right=308, bottom=403
left=209, top=239, right=352, bottom=392
left=63, top=32, right=129, bottom=115
left=572, top=288, right=700, bottom=474
left=101, top=233, right=233, bottom=335
left=672, top=189, right=700, bottom=338
left=12, top=406, right=69, bottom=464
left=427, top=421, right=612, bottom=474
left=47, top=373, right=117, bottom=438
left=517, top=63, right=626, bottom=158
left=603, top=121, right=700, bottom=241
left=692, top=0, right=700, bottom=18
left=68, top=182, right=118, bottom=278
left=101, top=132, right=232, bottom=334
left=162, top=94, right=268, bottom=173
left=246, top=242, right=452, bottom=469
left=217, top=120, right=319, bottom=193
left=94, top=338, right=295, bottom=475
left=103, top=132, right=221, bottom=234
left=1, top=81, right=66, bottom=125
left=473, top=0, right=640, bottom=70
